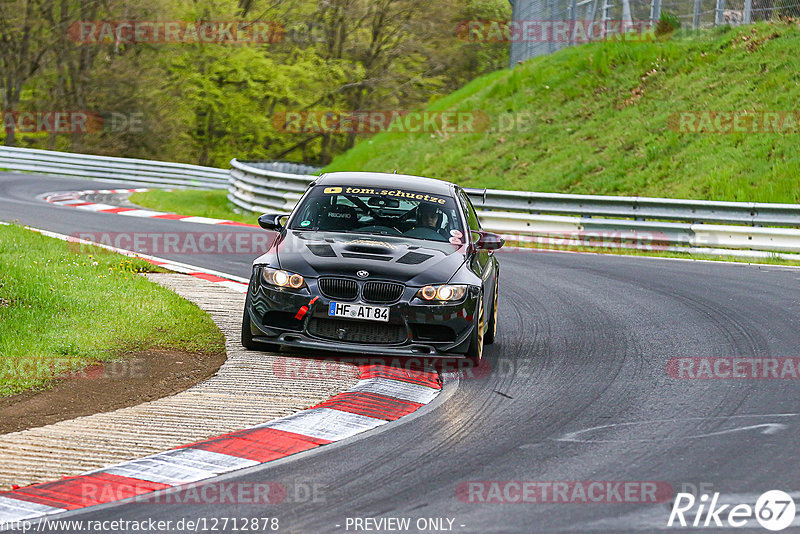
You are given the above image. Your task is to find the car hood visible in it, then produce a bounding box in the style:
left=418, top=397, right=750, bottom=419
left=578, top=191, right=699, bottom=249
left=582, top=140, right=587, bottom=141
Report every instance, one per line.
left=256, top=230, right=468, bottom=286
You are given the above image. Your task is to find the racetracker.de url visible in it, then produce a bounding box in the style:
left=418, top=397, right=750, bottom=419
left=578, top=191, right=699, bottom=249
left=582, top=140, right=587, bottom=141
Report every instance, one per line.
left=1, top=516, right=279, bottom=533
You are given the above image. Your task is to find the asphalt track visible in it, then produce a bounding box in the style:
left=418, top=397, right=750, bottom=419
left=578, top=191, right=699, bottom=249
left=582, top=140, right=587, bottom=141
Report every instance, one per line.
left=2, top=172, right=800, bottom=532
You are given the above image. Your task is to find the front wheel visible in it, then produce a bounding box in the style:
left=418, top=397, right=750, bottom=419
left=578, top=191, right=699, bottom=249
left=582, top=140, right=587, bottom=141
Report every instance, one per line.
left=465, top=293, right=485, bottom=364
left=241, top=294, right=280, bottom=352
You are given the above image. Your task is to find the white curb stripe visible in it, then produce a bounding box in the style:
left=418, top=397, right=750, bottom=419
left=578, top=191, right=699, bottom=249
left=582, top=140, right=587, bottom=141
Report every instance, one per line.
left=116, top=209, right=165, bottom=218
left=0, top=496, right=64, bottom=522
left=349, top=378, right=440, bottom=404
left=102, top=458, right=218, bottom=486
left=256, top=408, right=389, bottom=441
left=74, top=203, right=118, bottom=212
left=179, top=216, right=229, bottom=225
left=218, top=280, right=249, bottom=292
left=155, top=448, right=260, bottom=473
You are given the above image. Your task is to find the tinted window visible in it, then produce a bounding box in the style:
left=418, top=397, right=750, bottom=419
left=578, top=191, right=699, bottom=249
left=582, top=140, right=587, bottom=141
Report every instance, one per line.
left=289, top=185, right=465, bottom=243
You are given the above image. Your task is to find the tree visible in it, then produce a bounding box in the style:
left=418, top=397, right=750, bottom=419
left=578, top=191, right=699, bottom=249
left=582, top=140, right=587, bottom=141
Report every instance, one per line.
left=0, top=0, right=52, bottom=146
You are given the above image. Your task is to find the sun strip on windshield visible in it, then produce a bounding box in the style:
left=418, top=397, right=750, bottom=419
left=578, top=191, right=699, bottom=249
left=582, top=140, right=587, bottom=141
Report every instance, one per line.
left=322, top=186, right=447, bottom=205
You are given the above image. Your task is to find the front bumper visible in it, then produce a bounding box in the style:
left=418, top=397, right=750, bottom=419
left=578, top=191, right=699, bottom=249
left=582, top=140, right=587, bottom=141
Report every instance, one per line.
left=246, top=274, right=479, bottom=357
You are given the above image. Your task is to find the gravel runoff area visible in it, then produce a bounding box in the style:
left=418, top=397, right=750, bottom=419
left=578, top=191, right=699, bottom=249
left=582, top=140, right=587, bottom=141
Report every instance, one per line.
left=0, top=273, right=360, bottom=490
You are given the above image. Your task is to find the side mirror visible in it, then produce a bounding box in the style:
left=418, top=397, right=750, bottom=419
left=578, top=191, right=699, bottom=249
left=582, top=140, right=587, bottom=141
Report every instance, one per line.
left=473, top=230, right=505, bottom=251
left=258, top=214, right=288, bottom=231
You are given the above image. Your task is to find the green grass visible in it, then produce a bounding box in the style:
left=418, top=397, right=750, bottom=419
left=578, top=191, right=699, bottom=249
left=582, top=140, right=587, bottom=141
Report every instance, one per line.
left=129, top=189, right=259, bottom=224
left=323, top=23, right=800, bottom=203
left=0, top=224, right=225, bottom=397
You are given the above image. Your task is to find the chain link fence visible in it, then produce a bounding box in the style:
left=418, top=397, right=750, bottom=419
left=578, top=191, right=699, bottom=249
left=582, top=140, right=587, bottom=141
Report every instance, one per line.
left=509, top=0, right=800, bottom=64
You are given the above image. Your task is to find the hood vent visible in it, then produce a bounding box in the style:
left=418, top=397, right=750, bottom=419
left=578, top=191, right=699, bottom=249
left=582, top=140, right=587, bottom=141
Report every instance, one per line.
left=342, top=252, right=392, bottom=261
left=307, top=244, right=336, bottom=257
left=345, top=244, right=392, bottom=255
left=396, top=251, right=433, bottom=265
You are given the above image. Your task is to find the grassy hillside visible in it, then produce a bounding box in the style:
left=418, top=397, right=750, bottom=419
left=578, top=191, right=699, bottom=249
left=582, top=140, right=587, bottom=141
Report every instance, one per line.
left=323, top=23, right=800, bottom=203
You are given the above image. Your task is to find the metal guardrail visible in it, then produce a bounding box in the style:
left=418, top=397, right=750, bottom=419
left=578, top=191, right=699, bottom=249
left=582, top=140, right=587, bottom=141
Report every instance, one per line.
left=229, top=159, right=800, bottom=258
left=0, top=146, right=229, bottom=189
left=6, top=147, right=794, bottom=258
left=228, top=159, right=318, bottom=213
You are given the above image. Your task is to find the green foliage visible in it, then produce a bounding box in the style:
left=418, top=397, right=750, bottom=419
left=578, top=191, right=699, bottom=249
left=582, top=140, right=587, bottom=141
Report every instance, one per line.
left=656, top=13, right=682, bottom=37
left=1, top=0, right=510, bottom=166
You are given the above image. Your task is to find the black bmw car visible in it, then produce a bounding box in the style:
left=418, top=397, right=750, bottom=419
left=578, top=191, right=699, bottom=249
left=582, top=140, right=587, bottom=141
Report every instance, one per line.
left=241, top=172, right=503, bottom=362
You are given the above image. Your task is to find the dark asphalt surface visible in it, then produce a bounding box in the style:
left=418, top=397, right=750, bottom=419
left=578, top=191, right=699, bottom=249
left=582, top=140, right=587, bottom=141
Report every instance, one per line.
left=2, top=172, right=800, bottom=532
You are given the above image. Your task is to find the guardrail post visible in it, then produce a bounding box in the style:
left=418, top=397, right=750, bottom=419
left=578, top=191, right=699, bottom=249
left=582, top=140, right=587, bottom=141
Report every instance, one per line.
left=714, top=0, right=726, bottom=24
left=568, top=0, right=578, bottom=45
left=693, top=0, right=702, bottom=28
left=650, top=0, right=662, bottom=24
left=601, top=0, right=613, bottom=38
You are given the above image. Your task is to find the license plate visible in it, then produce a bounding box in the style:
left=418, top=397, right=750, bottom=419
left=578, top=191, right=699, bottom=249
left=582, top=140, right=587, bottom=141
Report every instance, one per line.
left=328, top=301, right=390, bottom=322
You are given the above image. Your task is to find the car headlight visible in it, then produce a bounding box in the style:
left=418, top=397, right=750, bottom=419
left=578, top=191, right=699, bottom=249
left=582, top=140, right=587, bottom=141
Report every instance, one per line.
left=262, top=267, right=306, bottom=289
left=417, top=284, right=467, bottom=302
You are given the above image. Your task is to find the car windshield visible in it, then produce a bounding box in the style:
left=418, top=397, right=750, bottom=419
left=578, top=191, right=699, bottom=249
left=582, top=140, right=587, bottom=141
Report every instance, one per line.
left=288, top=185, right=465, bottom=243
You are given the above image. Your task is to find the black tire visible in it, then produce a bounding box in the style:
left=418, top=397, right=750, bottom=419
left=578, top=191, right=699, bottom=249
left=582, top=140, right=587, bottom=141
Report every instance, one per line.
left=484, top=275, right=498, bottom=345
left=465, top=292, right=485, bottom=364
left=241, top=294, right=280, bottom=352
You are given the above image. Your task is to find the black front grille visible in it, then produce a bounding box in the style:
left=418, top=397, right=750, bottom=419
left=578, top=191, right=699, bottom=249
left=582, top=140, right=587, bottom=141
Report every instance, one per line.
left=318, top=278, right=358, bottom=300
left=362, top=281, right=404, bottom=303
left=307, top=318, right=407, bottom=344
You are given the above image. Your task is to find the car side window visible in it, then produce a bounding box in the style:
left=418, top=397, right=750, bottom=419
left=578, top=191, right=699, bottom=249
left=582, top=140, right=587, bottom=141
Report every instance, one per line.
left=459, top=191, right=481, bottom=232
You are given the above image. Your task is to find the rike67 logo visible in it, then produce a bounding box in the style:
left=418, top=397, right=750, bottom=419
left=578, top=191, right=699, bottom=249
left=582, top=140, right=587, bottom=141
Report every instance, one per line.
left=668, top=490, right=796, bottom=531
